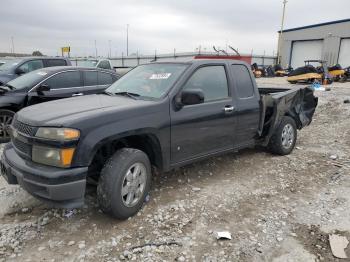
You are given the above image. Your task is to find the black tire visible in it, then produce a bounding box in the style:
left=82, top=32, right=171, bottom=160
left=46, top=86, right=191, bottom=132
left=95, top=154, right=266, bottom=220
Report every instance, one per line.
left=97, top=148, right=151, bottom=219
left=0, top=109, right=15, bottom=143
left=288, top=81, right=297, bottom=84
left=268, top=116, right=297, bottom=155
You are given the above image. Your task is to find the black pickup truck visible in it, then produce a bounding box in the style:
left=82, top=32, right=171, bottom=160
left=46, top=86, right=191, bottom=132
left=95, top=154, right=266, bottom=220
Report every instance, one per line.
left=0, top=60, right=317, bottom=219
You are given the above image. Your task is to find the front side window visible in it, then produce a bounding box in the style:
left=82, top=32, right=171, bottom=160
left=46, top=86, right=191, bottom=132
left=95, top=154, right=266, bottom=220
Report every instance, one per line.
left=183, top=66, right=229, bottom=102
left=18, top=60, right=44, bottom=73
left=44, top=71, right=81, bottom=89
left=107, top=63, right=188, bottom=99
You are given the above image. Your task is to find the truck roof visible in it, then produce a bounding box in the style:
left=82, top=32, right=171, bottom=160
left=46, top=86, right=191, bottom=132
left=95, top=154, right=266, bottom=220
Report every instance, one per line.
left=151, top=59, right=249, bottom=66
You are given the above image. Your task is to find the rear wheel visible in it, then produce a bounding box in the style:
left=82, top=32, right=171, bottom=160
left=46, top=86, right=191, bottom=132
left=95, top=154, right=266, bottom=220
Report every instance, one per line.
left=268, top=116, right=297, bottom=155
left=0, top=109, right=15, bottom=143
left=97, top=148, right=151, bottom=219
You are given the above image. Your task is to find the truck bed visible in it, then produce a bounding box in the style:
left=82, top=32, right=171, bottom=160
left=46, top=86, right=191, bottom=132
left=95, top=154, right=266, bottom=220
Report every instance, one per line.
left=257, top=86, right=318, bottom=146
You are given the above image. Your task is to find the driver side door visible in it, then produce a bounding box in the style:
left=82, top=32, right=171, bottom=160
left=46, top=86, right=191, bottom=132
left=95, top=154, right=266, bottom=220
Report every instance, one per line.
left=170, top=65, right=237, bottom=165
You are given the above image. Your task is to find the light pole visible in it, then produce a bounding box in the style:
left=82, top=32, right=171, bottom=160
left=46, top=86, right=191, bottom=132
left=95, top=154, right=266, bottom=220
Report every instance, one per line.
left=277, top=0, right=287, bottom=65
left=108, top=40, right=112, bottom=58
left=11, top=36, right=15, bottom=54
left=126, top=24, right=129, bottom=56
left=94, top=40, right=98, bottom=58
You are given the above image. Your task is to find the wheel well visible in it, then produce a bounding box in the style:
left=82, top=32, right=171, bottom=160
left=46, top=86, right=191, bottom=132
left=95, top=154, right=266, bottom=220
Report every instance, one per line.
left=0, top=107, right=17, bottom=113
left=87, top=134, right=162, bottom=182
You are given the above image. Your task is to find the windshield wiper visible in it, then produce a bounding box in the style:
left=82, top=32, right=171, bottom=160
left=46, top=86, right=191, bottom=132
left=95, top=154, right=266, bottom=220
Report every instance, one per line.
left=114, top=91, right=140, bottom=99
left=102, top=90, right=115, bottom=96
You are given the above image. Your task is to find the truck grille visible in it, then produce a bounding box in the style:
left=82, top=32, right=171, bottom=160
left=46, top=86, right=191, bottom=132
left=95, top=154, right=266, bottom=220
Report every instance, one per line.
left=12, top=138, right=31, bottom=156
left=11, top=119, right=35, bottom=158
left=12, top=119, right=36, bottom=136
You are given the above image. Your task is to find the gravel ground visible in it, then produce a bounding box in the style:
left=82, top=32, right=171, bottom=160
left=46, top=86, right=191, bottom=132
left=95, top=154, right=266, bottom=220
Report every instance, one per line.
left=0, top=77, right=350, bottom=262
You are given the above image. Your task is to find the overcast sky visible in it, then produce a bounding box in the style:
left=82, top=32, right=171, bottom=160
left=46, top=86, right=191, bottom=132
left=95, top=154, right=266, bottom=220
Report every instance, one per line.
left=0, top=0, right=349, bottom=57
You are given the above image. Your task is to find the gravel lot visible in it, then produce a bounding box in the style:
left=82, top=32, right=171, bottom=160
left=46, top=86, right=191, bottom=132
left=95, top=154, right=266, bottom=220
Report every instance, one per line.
left=0, top=77, right=349, bottom=262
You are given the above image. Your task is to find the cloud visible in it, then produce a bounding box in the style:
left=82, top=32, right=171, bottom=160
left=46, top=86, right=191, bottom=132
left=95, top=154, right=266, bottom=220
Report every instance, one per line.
left=0, top=0, right=349, bottom=57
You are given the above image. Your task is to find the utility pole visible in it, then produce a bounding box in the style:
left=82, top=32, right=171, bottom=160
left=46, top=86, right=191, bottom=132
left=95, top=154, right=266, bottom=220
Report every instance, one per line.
left=94, top=40, right=98, bottom=58
left=11, top=36, right=15, bottom=54
left=277, top=0, right=287, bottom=65
left=108, top=40, right=112, bottom=58
left=126, top=24, right=129, bottom=56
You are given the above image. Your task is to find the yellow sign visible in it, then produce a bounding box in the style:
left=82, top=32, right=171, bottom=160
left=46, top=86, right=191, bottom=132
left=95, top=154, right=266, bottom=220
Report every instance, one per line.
left=61, top=47, right=70, bottom=53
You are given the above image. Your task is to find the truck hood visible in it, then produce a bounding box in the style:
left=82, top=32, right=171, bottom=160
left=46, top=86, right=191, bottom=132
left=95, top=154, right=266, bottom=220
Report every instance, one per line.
left=16, top=94, right=155, bottom=126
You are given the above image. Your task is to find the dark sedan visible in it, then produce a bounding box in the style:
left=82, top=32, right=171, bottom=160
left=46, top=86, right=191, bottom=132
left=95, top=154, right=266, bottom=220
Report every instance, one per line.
left=0, top=66, right=120, bottom=142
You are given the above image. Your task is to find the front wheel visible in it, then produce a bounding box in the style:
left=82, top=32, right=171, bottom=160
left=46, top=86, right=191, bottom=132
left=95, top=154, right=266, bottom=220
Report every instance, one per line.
left=0, top=109, right=15, bottom=143
left=268, top=116, right=297, bottom=155
left=97, top=148, right=152, bottom=219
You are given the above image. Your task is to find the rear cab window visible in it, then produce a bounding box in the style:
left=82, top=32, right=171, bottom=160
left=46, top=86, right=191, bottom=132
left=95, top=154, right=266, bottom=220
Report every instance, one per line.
left=231, top=64, right=255, bottom=98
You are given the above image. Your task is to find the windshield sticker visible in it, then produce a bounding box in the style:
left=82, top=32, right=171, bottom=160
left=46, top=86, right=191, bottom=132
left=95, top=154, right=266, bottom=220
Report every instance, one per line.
left=149, top=73, right=171, bottom=80
left=37, top=71, right=47, bottom=76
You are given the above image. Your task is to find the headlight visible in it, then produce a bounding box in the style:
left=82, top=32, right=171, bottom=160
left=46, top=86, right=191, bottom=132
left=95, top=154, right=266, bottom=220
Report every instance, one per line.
left=35, top=127, right=80, bottom=141
left=32, top=145, right=75, bottom=168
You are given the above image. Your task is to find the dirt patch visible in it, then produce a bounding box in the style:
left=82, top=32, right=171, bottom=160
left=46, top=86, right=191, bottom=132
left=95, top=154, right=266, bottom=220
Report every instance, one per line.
left=295, top=224, right=350, bottom=261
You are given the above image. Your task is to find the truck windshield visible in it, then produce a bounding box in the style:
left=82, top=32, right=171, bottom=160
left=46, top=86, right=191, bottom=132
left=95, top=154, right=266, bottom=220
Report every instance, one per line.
left=5, top=70, right=47, bottom=90
left=106, top=63, right=188, bottom=99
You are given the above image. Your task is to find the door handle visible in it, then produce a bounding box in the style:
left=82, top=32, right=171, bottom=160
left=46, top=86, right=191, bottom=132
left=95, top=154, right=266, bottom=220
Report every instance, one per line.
left=72, top=93, right=84, bottom=97
left=223, top=105, right=235, bottom=113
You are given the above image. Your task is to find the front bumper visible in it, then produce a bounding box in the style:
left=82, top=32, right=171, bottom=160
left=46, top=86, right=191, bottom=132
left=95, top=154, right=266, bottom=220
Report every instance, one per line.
left=0, top=144, right=88, bottom=208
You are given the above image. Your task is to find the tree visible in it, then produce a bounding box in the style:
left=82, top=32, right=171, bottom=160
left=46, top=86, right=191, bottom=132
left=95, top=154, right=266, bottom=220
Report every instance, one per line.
left=32, top=51, right=43, bottom=56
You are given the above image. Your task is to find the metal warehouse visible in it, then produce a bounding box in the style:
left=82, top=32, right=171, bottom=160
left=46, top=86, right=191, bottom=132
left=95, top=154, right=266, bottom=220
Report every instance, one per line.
left=279, top=18, right=350, bottom=69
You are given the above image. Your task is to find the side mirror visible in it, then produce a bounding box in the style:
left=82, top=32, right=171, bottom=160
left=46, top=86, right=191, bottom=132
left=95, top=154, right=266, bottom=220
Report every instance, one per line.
left=175, top=89, right=204, bottom=109
left=15, top=68, right=25, bottom=75
left=36, top=84, right=50, bottom=94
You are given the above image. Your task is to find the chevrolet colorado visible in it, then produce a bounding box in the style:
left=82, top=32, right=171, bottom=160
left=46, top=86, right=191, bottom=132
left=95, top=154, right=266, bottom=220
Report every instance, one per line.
left=0, top=60, right=318, bottom=219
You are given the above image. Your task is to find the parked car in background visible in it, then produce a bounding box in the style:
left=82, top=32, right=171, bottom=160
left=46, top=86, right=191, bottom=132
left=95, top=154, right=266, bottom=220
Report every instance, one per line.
left=74, top=59, right=114, bottom=70
left=0, top=66, right=119, bottom=142
left=0, top=57, right=72, bottom=85
left=0, top=61, right=6, bottom=67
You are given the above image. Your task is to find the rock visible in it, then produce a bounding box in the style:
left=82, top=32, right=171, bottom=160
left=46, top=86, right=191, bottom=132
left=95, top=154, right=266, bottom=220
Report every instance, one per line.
left=177, top=256, right=185, bottom=261
left=38, top=246, right=46, bottom=251
left=276, top=237, right=283, bottom=242
left=216, top=231, right=232, bottom=240
left=329, top=234, right=349, bottom=259
left=67, top=241, right=75, bottom=246
left=192, top=187, right=201, bottom=192
left=78, top=241, right=86, bottom=249
left=344, top=99, right=350, bottom=104
left=329, top=155, right=338, bottom=160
